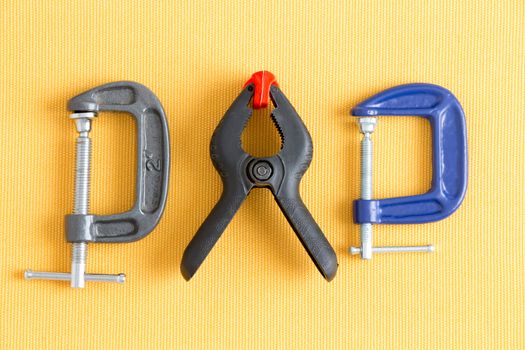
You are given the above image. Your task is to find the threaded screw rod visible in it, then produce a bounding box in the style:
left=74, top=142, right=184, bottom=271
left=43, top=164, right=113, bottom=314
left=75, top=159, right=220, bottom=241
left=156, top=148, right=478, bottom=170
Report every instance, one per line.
left=70, top=125, right=92, bottom=288
left=356, top=118, right=376, bottom=259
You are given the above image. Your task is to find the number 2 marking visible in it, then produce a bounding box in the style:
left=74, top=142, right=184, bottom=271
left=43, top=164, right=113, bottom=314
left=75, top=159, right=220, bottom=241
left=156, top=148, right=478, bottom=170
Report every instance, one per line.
left=145, top=151, right=161, bottom=172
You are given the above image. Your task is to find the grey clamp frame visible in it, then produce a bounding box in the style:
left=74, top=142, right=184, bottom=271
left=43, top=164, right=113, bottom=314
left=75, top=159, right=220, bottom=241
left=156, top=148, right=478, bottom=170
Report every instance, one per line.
left=25, top=81, right=170, bottom=288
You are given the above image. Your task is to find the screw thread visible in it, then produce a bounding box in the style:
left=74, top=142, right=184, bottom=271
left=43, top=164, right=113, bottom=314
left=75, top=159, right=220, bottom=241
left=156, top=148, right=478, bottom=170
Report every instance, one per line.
left=73, top=137, right=91, bottom=215
left=360, top=134, right=373, bottom=200
left=72, top=242, right=87, bottom=264
left=358, top=118, right=375, bottom=260
left=71, top=127, right=92, bottom=288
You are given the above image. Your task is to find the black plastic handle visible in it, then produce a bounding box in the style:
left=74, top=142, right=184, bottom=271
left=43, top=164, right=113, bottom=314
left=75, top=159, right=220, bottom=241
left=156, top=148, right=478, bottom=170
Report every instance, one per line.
left=66, top=81, right=170, bottom=243
left=275, top=195, right=338, bottom=281
left=181, top=185, right=247, bottom=280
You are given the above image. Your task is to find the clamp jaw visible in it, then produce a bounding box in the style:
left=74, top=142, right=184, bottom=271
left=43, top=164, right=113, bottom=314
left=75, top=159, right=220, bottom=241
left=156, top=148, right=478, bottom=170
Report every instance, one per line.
left=181, top=72, right=338, bottom=281
left=25, top=82, right=170, bottom=287
left=350, top=83, right=468, bottom=258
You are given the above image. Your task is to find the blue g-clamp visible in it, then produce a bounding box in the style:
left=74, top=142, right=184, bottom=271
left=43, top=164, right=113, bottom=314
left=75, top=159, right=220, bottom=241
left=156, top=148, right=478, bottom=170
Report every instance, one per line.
left=349, top=83, right=467, bottom=259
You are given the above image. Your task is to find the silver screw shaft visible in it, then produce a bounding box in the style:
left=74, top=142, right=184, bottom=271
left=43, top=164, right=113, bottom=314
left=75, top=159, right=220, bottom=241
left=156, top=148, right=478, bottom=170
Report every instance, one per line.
left=357, top=117, right=376, bottom=259
left=70, top=127, right=92, bottom=288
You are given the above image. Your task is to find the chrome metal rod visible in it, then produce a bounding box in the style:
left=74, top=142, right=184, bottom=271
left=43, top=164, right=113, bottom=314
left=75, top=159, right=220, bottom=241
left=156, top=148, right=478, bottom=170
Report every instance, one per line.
left=24, top=270, right=125, bottom=283
left=350, top=245, right=435, bottom=255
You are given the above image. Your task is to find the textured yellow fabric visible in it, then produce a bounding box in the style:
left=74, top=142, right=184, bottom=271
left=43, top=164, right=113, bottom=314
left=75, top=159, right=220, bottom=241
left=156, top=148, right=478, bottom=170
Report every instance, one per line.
left=0, top=1, right=523, bottom=349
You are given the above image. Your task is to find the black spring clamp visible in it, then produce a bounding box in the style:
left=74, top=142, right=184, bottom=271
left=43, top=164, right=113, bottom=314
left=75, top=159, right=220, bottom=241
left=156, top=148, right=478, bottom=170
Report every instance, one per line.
left=181, top=72, right=338, bottom=281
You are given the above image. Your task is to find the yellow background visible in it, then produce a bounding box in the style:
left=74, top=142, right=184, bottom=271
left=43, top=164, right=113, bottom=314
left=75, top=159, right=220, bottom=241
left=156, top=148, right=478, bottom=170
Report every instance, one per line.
left=1, top=1, right=523, bottom=349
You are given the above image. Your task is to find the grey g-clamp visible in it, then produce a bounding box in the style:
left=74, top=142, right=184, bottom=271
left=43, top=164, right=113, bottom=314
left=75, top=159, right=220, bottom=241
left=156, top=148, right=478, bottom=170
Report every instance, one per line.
left=25, top=82, right=170, bottom=288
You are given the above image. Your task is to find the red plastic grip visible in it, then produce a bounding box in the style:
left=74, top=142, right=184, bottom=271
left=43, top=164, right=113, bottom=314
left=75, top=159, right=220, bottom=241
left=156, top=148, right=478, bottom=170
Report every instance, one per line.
left=243, top=71, right=279, bottom=109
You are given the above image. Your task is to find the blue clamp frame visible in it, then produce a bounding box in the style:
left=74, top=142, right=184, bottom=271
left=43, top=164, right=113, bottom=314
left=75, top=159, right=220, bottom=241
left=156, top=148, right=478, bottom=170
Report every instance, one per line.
left=353, top=83, right=468, bottom=224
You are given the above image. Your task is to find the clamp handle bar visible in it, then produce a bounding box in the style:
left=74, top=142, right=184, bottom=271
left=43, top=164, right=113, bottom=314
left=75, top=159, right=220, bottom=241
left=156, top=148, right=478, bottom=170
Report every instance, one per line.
left=353, top=83, right=467, bottom=224
left=66, top=81, right=170, bottom=243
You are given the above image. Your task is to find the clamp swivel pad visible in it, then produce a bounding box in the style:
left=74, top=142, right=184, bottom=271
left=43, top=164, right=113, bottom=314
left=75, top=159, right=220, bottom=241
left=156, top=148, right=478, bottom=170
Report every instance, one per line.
left=350, top=83, right=468, bottom=258
left=25, top=82, right=170, bottom=288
